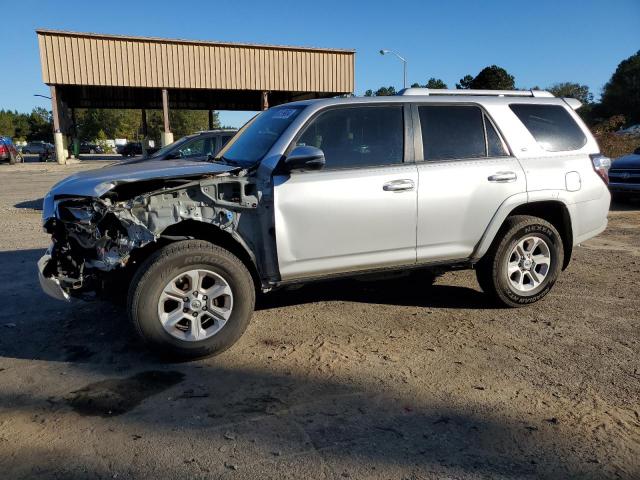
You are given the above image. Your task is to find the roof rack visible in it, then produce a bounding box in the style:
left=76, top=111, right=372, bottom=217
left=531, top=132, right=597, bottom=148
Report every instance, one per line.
left=398, top=88, right=554, bottom=98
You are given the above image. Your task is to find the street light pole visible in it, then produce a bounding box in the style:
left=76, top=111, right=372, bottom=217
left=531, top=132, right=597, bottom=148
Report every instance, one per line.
left=379, top=49, right=407, bottom=89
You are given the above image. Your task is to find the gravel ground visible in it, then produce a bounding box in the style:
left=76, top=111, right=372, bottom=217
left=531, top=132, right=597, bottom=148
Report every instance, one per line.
left=0, top=162, right=638, bottom=479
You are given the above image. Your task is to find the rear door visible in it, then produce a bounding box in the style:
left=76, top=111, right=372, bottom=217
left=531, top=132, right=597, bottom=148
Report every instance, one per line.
left=414, top=104, right=527, bottom=262
left=274, top=104, right=418, bottom=280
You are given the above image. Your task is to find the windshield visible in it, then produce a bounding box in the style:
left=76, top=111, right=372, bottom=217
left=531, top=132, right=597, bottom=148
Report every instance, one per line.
left=217, top=106, right=304, bottom=167
left=149, top=135, right=197, bottom=158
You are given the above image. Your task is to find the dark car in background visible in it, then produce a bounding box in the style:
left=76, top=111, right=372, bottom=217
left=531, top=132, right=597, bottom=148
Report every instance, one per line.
left=38, top=143, right=56, bottom=162
left=79, top=142, right=104, bottom=154
left=119, top=129, right=237, bottom=160
left=22, top=141, right=53, bottom=154
left=0, top=137, right=23, bottom=164
left=609, top=147, right=640, bottom=201
left=117, top=142, right=159, bottom=157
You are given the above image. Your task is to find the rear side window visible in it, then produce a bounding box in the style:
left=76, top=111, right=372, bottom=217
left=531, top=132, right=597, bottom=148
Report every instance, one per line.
left=418, top=105, right=508, bottom=160
left=296, top=105, right=404, bottom=169
left=510, top=104, right=586, bottom=152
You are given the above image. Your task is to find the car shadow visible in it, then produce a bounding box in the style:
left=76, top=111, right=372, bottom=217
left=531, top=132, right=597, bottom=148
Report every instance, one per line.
left=0, top=250, right=630, bottom=478
left=0, top=354, right=623, bottom=479
left=0, top=249, right=495, bottom=367
left=14, top=198, right=43, bottom=210
left=257, top=274, right=496, bottom=311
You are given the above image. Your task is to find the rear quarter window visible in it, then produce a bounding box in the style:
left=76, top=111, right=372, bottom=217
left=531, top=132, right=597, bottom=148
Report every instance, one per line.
left=510, top=104, right=586, bottom=152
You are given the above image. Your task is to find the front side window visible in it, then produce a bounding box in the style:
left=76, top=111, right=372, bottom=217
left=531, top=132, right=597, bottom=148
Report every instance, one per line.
left=150, top=134, right=196, bottom=159
left=296, top=105, right=404, bottom=169
left=510, top=104, right=587, bottom=152
left=177, top=137, right=215, bottom=158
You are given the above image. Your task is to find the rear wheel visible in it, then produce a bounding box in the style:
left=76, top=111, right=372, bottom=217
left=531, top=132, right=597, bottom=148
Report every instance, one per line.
left=476, top=215, right=564, bottom=307
left=128, top=240, right=255, bottom=359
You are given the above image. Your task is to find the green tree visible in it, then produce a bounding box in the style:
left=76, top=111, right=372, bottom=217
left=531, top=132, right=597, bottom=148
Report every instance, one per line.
left=547, top=82, right=593, bottom=104
left=411, top=78, right=448, bottom=89
left=364, top=86, right=397, bottom=96
left=27, top=107, right=53, bottom=141
left=12, top=112, right=30, bottom=141
left=425, top=78, right=447, bottom=89
left=470, top=65, right=515, bottom=90
left=0, top=110, right=15, bottom=137
left=95, top=129, right=112, bottom=153
left=599, top=50, right=640, bottom=124
left=456, top=74, right=474, bottom=89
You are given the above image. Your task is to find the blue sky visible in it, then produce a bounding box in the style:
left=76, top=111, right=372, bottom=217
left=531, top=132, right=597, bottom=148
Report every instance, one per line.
left=0, top=0, right=638, bottom=128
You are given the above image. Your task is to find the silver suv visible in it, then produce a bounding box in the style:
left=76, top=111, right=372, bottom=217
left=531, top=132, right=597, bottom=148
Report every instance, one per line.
left=38, top=89, right=611, bottom=358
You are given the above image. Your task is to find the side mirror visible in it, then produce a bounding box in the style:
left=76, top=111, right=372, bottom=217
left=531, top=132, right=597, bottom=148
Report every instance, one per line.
left=284, top=146, right=325, bottom=172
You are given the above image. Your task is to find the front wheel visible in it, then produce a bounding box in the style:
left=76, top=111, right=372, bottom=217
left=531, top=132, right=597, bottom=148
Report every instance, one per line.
left=128, top=240, right=255, bottom=359
left=476, top=215, right=564, bottom=307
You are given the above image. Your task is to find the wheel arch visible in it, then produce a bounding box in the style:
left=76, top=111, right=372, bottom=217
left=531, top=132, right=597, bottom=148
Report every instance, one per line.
left=127, top=220, right=261, bottom=292
left=473, top=198, right=573, bottom=270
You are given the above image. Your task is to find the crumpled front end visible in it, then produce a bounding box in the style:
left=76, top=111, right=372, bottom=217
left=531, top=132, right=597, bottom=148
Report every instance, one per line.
left=38, top=168, right=264, bottom=300
left=40, top=194, right=157, bottom=298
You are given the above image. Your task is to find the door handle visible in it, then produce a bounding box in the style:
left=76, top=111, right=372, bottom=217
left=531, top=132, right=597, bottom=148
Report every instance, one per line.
left=488, top=171, right=517, bottom=183
left=383, top=179, right=415, bottom=192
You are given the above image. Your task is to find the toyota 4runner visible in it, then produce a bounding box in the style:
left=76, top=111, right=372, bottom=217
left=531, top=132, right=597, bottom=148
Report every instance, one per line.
left=38, top=89, right=611, bottom=358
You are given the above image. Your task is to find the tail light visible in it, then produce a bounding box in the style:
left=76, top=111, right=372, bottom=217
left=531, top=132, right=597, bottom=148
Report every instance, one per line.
left=590, top=153, right=611, bottom=185
left=0, top=144, right=7, bottom=154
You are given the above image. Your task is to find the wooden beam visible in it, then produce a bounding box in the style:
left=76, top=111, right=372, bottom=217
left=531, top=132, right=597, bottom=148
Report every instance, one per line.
left=162, top=88, right=170, bottom=133
left=141, top=108, right=148, bottom=137
left=50, top=85, right=61, bottom=132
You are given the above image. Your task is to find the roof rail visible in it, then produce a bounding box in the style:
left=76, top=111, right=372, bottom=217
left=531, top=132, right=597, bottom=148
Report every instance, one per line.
left=398, top=88, right=554, bottom=98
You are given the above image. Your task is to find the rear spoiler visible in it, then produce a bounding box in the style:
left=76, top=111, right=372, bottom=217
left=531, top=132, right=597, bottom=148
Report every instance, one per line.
left=562, top=98, right=582, bottom=110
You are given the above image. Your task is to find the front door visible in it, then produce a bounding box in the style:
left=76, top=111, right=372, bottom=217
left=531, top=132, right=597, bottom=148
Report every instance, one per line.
left=274, top=104, right=418, bottom=280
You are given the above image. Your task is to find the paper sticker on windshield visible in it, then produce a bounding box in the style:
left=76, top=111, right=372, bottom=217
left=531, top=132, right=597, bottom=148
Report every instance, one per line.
left=273, top=109, right=297, bottom=119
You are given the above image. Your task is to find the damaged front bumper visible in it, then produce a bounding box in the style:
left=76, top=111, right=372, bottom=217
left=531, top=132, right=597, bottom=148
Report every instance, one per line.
left=38, top=168, right=265, bottom=301
left=38, top=252, right=70, bottom=301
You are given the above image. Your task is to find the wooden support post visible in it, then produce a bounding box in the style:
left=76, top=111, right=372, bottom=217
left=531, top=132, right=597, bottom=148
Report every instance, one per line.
left=50, top=85, right=60, bottom=132
left=70, top=107, right=78, bottom=158
left=261, top=91, right=269, bottom=111
left=141, top=108, right=148, bottom=156
left=141, top=108, right=148, bottom=137
left=208, top=109, right=214, bottom=130
left=162, top=89, right=170, bottom=133
left=50, top=86, right=65, bottom=164
left=161, top=89, right=173, bottom=146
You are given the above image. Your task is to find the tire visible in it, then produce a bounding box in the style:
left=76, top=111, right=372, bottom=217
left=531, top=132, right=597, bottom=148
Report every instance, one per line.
left=128, top=240, right=255, bottom=359
left=475, top=215, right=564, bottom=308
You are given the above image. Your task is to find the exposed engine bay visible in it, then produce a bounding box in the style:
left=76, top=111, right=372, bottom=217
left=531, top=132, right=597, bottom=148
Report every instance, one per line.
left=41, top=170, right=268, bottom=297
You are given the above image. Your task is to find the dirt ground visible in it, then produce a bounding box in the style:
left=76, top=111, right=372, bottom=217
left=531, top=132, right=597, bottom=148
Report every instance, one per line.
left=0, top=161, right=638, bottom=479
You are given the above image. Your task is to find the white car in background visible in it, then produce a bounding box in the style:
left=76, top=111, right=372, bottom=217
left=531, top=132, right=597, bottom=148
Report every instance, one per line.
left=616, top=124, right=640, bottom=136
